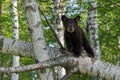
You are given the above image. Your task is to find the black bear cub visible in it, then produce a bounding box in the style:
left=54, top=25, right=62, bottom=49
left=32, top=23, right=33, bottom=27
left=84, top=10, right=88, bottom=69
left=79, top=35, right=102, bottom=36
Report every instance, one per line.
left=61, top=15, right=94, bottom=58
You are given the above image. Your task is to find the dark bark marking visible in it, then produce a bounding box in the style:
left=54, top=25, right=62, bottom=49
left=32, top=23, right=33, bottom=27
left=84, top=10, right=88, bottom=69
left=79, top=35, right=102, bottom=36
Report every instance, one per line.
left=12, top=40, right=16, bottom=45
left=0, top=37, right=4, bottom=51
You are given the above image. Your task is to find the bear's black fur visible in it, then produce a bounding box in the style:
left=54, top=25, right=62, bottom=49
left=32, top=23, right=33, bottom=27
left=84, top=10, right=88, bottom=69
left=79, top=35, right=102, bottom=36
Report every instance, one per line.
left=61, top=15, right=94, bottom=58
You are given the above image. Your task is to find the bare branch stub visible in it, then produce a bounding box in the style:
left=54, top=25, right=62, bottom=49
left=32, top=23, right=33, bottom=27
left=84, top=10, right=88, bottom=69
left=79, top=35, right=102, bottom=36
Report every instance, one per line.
left=25, top=2, right=38, bottom=11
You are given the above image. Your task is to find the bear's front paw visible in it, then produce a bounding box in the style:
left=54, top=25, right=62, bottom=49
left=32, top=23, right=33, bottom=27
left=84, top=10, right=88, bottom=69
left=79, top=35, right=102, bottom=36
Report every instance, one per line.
left=73, top=53, right=81, bottom=58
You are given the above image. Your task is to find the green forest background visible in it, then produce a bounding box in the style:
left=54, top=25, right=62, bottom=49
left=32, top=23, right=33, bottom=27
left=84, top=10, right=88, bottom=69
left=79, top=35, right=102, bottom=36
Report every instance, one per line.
left=0, top=0, right=120, bottom=80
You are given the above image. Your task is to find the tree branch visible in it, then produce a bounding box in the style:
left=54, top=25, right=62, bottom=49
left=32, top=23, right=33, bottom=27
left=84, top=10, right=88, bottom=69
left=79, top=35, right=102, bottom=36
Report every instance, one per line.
left=38, top=7, right=63, bottom=48
left=108, top=0, right=120, bottom=7
left=0, top=55, right=120, bottom=80
left=0, top=36, right=34, bottom=58
left=0, top=36, right=70, bottom=59
left=1, top=35, right=120, bottom=80
left=0, top=56, right=76, bottom=73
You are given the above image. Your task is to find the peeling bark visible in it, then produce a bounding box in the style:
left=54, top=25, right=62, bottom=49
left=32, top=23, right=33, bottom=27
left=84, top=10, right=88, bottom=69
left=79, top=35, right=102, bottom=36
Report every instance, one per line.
left=87, top=1, right=101, bottom=80
left=24, top=1, right=53, bottom=80
left=88, top=0, right=101, bottom=60
left=0, top=36, right=63, bottom=59
left=0, top=36, right=34, bottom=58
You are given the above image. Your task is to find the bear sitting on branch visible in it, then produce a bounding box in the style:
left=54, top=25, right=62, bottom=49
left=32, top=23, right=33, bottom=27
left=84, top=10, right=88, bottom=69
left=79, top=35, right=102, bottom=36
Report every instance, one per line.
left=61, top=15, right=94, bottom=58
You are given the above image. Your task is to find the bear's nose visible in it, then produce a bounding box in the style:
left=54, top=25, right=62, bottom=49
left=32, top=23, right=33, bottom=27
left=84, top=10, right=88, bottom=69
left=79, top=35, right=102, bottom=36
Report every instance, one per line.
left=67, top=26, right=74, bottom=33
left=69, top=28, right=73, bottom=31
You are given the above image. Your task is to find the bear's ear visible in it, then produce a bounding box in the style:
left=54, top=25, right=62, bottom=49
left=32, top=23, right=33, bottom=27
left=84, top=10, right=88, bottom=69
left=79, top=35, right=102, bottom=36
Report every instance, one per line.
left=61, top=15, right=67, bottom=22
left=74, top=16, right=80, bottom=22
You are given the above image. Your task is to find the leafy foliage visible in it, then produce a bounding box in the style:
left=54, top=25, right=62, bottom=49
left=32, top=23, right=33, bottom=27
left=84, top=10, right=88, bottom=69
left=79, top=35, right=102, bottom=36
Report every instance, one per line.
left=98, top=0, right=120, bottom=64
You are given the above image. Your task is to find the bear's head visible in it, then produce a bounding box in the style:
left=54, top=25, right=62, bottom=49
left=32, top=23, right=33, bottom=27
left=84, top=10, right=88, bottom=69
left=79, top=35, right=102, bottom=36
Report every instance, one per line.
left=61, top=15, right=80, bottom=33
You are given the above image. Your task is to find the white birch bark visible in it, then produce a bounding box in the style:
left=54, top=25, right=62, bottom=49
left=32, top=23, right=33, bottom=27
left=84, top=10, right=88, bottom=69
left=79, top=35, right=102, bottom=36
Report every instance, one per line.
left=88, top=0, right=101, bottom=60
left=0, top=55, right=120, bottom=80
left=0, top=36, right=34, bottom=58
left=24, top=0, right=53, bottom=80
left=54, top=0, right=66, bottom=79
left=11, top=0, right=19, bottom=80
left=0, top=36, right=120, bottom=80
left=54, top=0, right=64, bottom=46
left=0, top=36, right=64, bottom=60
left=87, top=1, right=101, bottom=80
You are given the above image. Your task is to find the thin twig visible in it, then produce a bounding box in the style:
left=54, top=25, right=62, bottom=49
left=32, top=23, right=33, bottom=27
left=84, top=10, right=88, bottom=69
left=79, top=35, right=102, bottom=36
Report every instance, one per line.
left=38, top=7, right=63, bottom=48
left=107, top=0, right=120, bottom=7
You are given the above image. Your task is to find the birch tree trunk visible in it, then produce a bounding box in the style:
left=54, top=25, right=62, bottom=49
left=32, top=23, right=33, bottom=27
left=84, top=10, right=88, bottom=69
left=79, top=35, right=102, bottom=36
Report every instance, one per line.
left=54, top=0, right=64, bottom=46
left=11, top=0, right=19, bottom=80
left=87, top=0, right=101, bottom=60
left=87, top=0, right=101, bottom=80
left=54, top=0, right=66, bottom=79
left=23, top=0, right=53, bottom=80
